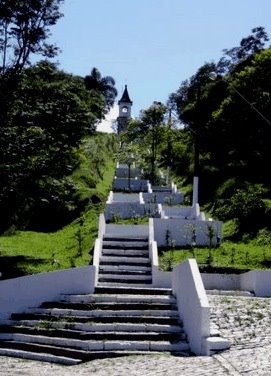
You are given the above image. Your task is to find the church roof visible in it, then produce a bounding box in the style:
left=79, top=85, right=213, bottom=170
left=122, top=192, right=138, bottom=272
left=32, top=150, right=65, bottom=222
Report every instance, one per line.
left=118, top=85, right=133, bottom=104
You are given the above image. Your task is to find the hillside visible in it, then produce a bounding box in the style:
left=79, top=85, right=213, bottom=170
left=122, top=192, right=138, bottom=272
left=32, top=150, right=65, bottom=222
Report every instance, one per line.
left=0, top=133, right=117, bottom=279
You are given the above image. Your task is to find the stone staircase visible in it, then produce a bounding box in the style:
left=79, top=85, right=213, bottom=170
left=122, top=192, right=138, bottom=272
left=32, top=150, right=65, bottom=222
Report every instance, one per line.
left=0, top=231, right=190, bottom=365
left=98, top=234, right=152, bottom=286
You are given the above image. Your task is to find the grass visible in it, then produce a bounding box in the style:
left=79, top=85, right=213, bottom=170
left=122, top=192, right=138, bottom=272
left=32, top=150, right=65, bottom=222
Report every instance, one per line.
left=0, top=134, right=116, bottom=279
left=159, top=240, right=271, bottom=272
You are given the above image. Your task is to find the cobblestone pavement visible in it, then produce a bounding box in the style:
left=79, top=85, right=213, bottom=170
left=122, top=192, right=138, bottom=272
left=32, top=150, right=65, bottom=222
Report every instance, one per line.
left=1, top=294, right=271, bottom=375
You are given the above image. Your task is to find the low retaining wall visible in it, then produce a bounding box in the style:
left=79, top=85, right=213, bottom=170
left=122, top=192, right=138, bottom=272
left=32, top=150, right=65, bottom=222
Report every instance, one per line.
left=0, top=266, right=96, bottom=320
left=105, top=224, right=149, bottom=237
left=153, top=218, right=222, bottom=247
left=201, top=273, right=241, bottom=291
left=104, top=203, right=160, bottom=221
left=172, top=259, right=210, bottom=355
left=241, top=270, right=271, bottom=297
left=112, top=178, right=149, bottom=192
left=201, top=270, right=271, bottom=297
left=143, top=192, right=184, bottom=205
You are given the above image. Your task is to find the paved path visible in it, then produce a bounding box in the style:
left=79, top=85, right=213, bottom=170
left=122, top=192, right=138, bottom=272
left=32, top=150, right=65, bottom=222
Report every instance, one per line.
left=1, top=294, right=271, bottom=375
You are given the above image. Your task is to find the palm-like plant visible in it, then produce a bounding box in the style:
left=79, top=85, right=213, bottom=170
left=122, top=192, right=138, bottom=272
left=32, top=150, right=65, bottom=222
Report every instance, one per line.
left=84, top=67, right=117, bottom=111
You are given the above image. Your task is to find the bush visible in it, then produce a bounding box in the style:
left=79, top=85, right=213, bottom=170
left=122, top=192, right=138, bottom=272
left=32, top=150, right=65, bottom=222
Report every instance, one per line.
left=214, top=188, right=267, bottom=236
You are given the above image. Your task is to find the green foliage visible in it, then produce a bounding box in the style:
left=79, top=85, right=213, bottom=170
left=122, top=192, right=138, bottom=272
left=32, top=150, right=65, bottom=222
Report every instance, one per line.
left=169, top=27, right=271, bottom=208
left=214, top=188, right=266, bottom=236
left=84, top=67, right=118, bottom=111
left=121, top=102, right=168, bottom=184
left=0, top=61, right=110, bottom=232
left=0, top=139, right=116, bottom=278
left=159, top=240, right=271, bottom=272
left=0, top=0, right=64, bottom=75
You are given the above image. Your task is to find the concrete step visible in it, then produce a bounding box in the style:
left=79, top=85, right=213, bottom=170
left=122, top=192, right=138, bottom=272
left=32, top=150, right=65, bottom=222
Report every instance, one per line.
left=99, top=264, right=151, bottom=272
left=99, top=256, right=150, bottom=265
left=102, top=249, right=149, bottom=257
left=11, top=312, right=181, bottom=325
left=40, top=301, right=176, bottom=311
left=95, top=286, right=173, bottom=295
left=0, top=345, right=81, bottom=365
left=0, top=333, right=189, bottom=353
left=97, top=282, right=154, bottom=287
left=103, top=236, right=148, bottom=242
left=98, top=269, right=151, bottom=276
left=0, top=341, right=168, bottom=364
left=102, top=241, right=148, bottom=250
left=98, top=273, right=152, bottom=281
left=2, top=321, right=183, bottom=334
left=60, top=293, right=175, bottom=304
left=15, top=308, right=180, bottom=319
left=0, top=325, right=185, bottom=342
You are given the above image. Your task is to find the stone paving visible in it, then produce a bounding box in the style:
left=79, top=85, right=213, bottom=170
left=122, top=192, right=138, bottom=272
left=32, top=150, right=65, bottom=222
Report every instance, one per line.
left=1, top=294, right=271, bottom=375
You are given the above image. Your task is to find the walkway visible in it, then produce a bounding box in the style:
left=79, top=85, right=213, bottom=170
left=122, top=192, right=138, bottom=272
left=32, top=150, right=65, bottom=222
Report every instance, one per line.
left=1, top=294, right=271, bottom=375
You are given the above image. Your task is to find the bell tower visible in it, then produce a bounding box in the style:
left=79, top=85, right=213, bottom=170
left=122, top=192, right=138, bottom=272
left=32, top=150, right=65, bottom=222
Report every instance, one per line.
left=117, top=85, right=133, bottom=133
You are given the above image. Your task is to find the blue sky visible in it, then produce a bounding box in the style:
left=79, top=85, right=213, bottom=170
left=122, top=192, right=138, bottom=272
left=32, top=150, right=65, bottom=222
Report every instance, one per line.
left=50, top=0, right=271, bottom=119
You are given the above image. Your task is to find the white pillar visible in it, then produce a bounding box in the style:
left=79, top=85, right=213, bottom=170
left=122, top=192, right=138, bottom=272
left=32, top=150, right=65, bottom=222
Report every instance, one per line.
left=192, top=176, right=199, bottom=206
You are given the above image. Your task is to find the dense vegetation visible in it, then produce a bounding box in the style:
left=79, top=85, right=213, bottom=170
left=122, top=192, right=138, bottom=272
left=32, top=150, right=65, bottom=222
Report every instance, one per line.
left=122, top=27, right=271, bottom=243
left=0, top=0, right=118, bottom=278
left=0, top=3, right=270, bottom=277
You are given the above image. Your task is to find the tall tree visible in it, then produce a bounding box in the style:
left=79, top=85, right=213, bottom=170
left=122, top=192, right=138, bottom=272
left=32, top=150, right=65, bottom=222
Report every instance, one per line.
left=0, top=61, right=105, bottom=232
left=84, top=67, right=117, bottom=111
left=0, top=0, right=63, bottom=75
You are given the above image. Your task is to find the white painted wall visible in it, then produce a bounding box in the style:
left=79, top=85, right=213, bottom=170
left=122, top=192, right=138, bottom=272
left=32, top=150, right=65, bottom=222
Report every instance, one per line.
left=0, top=266, right=96, bottom=320
left=153, top=218, right=222, bottom=247
left=172, top=259, right=210, bottom=355
left=241, top=270, right=271, bottom=297
left=112, top=178, right=149, bottom=192
left=105, top=224, right=149, bottom=237
left=116, top=167, right=142, bottom=179
left=200, top=270, right=271, bottom=297
left=98, top=213, right=106, bottom=239
left=201, top=273, right=241, bottom=291
left=104, top=203, right=160, bottom=221
left=143, top=192, right=184, bottom=205
left=112, top=193, right=141, bottom=203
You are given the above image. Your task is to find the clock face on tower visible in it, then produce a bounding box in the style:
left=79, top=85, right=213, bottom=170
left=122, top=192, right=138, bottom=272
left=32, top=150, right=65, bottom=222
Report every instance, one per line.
left=122, top=106, right=128, bottom=114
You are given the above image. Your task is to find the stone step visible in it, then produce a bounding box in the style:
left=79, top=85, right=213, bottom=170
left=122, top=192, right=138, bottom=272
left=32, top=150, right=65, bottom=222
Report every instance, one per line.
left=16, top=308, right=180, bottom=319
left=0, top=345, right=81, bottom=365
left=0, top=326, right=185, bottom=342
left=60, top=293, right=176, bottom=304
left=102, top=241, right=148, bottom=250
left=99, top=264, right=151, bottom=272
left=2, top=321, right=183, bottom=334
left=98, top=269, right=151, bottom=276
left=40, top=301, right=176, bottom=311
left=98, top=278, right=152, bottom=285
left=98, top=273, right=152, bottom=281
left=102, top=249, right=149, bottom=257
left=103, top=236, right=148, bottom=242
left=11, top=313, right=181, bottom=325
left=95, top=286, right=173, bottom=295
left=0, top=333, right=190, bottom=353
left=99, top=256, right=150, bottom=265
left=97, top=282, right=154, bottom=287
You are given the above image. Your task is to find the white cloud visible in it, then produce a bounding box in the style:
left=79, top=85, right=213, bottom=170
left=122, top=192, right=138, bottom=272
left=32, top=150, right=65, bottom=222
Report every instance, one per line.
left=96, top=104, right=118, bottom=133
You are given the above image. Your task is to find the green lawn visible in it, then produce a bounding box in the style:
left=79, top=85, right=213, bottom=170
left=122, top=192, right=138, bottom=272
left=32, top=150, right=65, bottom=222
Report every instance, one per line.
left=159, top=240, right=271, bottom=272
left=0, top=154, right=116, bottom=279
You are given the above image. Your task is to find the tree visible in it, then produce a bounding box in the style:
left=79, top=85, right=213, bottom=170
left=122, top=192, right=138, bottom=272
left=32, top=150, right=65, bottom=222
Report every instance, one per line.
left=169, top=28, right=271, bottom=205
left=123, top=102, right=167, bottom=184
left=0, top=0, right=63, bottom=75
left=218, top=26, right=269, bottom=74
left=84, top=67, right=118, bottom=111
left=0, top=61, right=105, bottom=232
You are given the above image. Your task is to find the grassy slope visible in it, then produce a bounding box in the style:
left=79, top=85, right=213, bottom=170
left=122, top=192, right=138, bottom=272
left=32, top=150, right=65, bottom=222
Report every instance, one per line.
left=0, top=135, right=116, bottom=279
left=160, top=241, right=271, bottom=272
